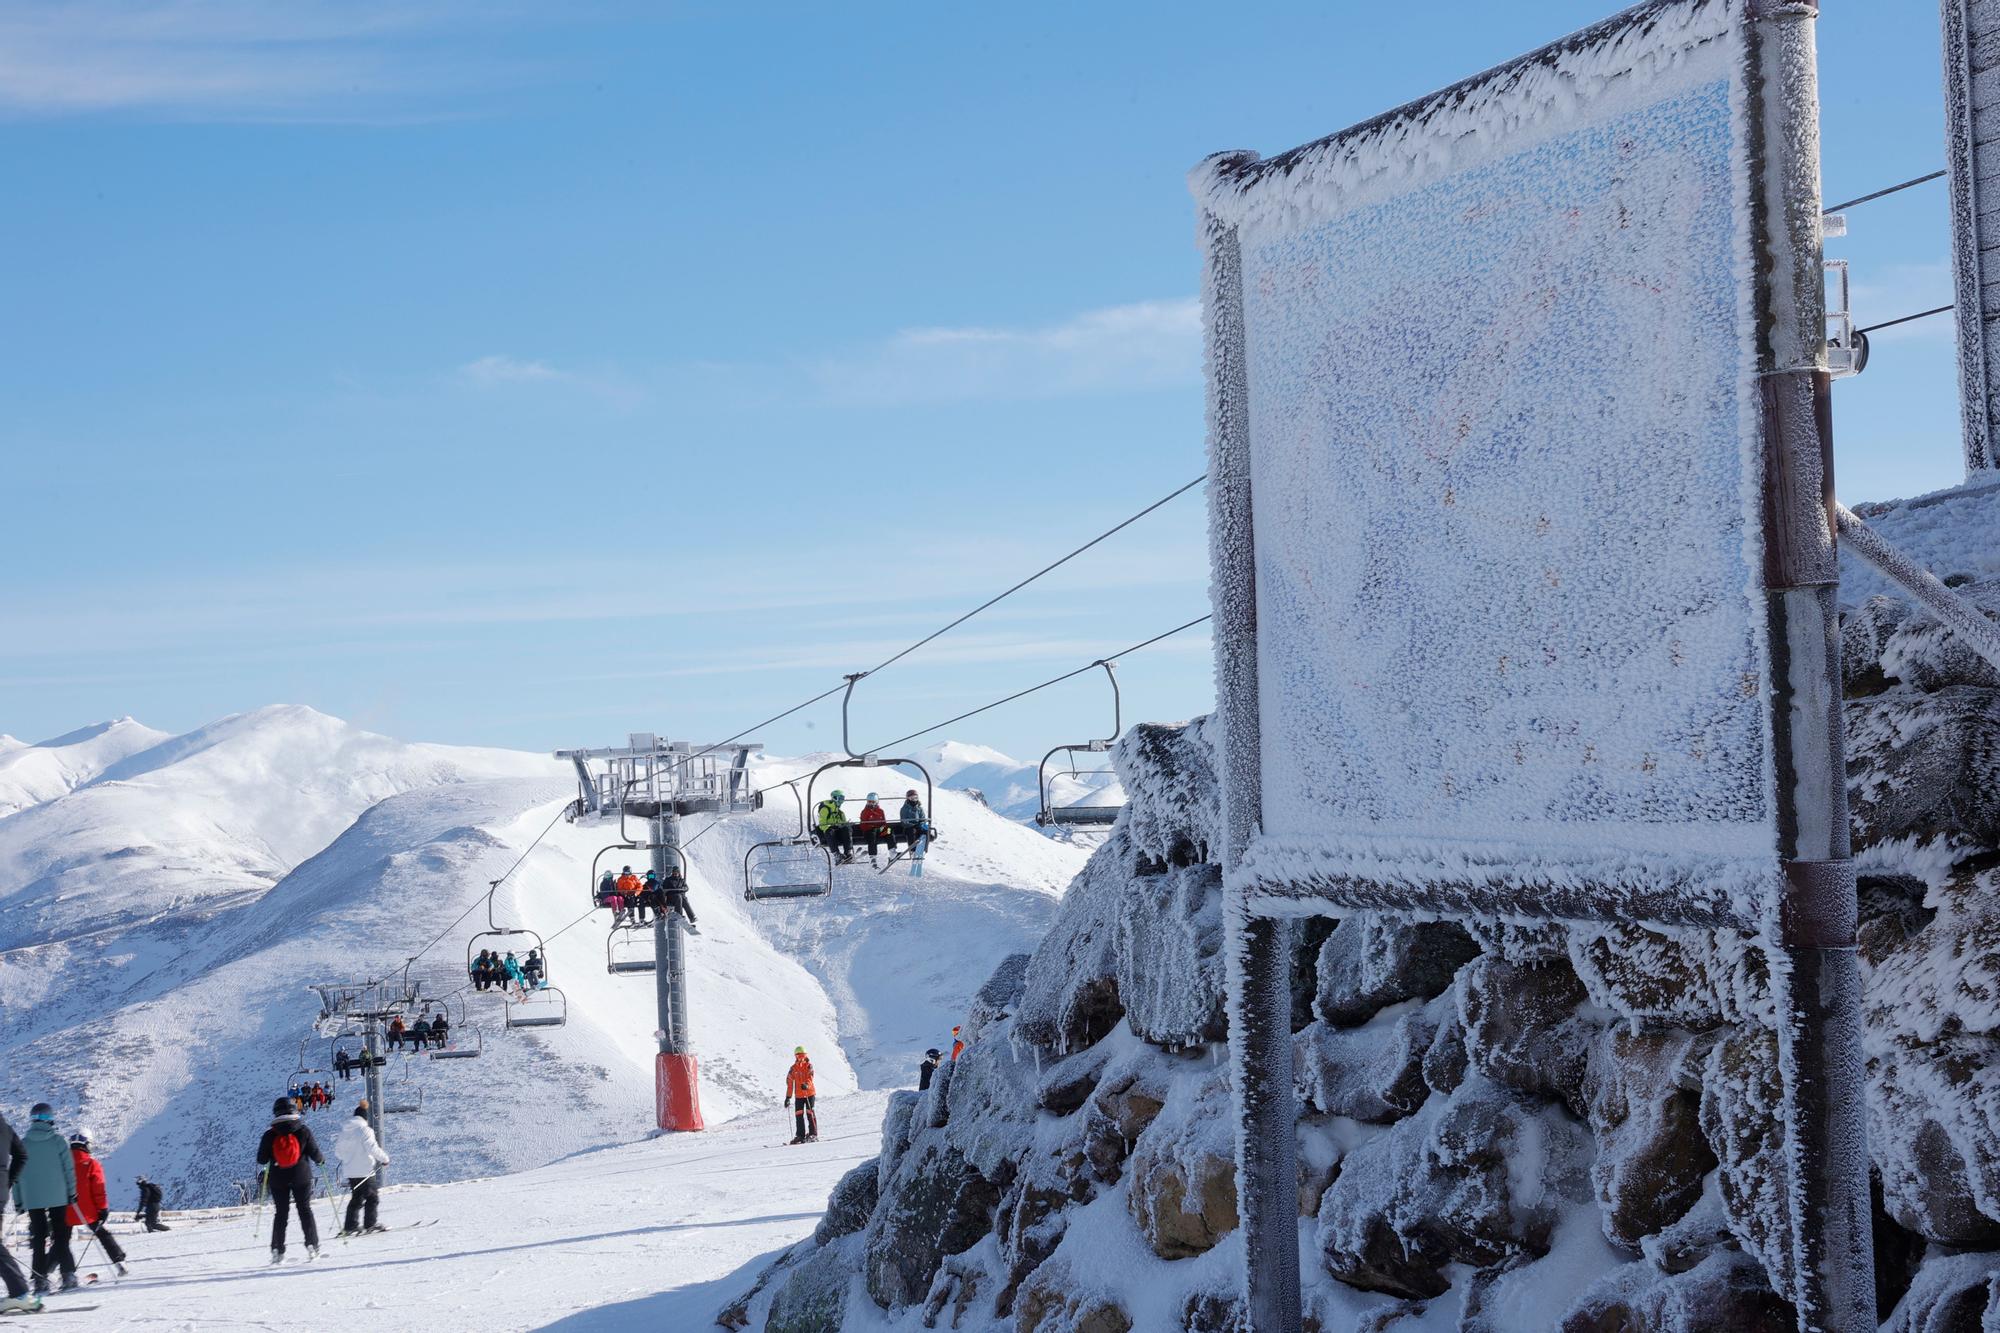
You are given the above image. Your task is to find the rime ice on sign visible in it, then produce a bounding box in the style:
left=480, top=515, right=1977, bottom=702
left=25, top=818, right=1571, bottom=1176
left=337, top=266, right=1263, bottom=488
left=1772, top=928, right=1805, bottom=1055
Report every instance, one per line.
left=1198, top=0, right=1782, bottom=929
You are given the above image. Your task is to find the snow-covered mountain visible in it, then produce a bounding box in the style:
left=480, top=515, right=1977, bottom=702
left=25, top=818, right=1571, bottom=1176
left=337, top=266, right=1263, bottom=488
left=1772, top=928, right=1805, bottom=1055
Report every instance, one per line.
left=0, top=716, right=172, bottom=819
left=0, top=708, right=1085, bottom=1214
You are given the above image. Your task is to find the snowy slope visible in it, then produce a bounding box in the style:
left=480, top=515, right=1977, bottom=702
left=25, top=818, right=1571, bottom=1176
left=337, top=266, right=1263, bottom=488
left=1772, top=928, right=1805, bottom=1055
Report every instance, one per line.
left=0, top=714, right=1085, bottom=1216
left=15, top=1092, right=892, bottom=1332
left=0, top=717, right=171, bottom=819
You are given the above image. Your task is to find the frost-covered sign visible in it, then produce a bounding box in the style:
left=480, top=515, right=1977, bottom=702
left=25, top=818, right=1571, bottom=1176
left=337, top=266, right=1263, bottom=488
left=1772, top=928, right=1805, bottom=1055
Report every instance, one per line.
left=1197, top=0, right=1782, bottom=931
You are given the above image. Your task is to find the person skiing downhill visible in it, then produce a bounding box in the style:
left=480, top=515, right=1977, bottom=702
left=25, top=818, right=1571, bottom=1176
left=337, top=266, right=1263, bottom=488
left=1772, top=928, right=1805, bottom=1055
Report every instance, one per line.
left=334, top=1103, right=390, bottom=1237
left=133, top=1177, right=169, bottom=1232
left=11, top=1104, right=77, bottom=1296
left=66, top=1130, right=128, bottom=1278
left=255, top=1097, right=324, bottom=1263
left=784, top=1048, right=818, bottom=1144
left=0, top=1108, right=36, bottom=1314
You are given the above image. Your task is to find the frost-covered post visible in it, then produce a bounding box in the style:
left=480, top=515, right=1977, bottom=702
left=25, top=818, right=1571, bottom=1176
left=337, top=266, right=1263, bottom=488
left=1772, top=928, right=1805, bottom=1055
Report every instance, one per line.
left=1748, top=2, right=1875, bottom=1327
left=362, top=1016, right=386, bottom=1185
left=1197, top=162, right=1303, bottom=1333
left=1942, top=0, right=2000, bottom=473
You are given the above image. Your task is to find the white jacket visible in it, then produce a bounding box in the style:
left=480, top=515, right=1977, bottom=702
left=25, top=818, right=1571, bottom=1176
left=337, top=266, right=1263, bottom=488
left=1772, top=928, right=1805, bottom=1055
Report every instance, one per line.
left=334, top=1116, right=390, bottom=1181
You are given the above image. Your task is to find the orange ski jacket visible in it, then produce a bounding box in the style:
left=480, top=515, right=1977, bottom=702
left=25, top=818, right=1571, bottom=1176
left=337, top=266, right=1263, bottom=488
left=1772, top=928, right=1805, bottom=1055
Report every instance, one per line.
left=786, top=1056, right=815, bottom=1100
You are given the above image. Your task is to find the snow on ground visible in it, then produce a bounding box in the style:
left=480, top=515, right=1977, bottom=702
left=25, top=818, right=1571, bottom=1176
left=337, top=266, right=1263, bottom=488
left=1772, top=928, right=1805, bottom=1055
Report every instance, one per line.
left=8, top=1092, right=891, bottom=1332
left=918, top=739, right=1124, bottom=825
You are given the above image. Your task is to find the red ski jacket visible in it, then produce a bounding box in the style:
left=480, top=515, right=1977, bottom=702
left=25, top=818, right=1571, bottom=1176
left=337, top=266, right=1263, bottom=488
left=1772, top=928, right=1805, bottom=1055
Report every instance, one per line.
left=66, top=1148, right=107, bottom=1226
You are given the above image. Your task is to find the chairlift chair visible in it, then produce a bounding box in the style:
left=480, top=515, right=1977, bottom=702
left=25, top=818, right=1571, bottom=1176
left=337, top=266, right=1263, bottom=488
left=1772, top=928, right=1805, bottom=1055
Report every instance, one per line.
left=429, top=1025, right=485, bottom=1060
left=743, top=781, right=834, bottom=902
left=383, top=1077, right=424, bottom=1115
left=466, top=891, right=551, bottom=991
left=801, top=674, right=942, bottom=866
left=504, top=986, right=568, bottom=1029
left=606, top=925, right=659, bottom=975
left=1035, top=660, right=1125, bottom=829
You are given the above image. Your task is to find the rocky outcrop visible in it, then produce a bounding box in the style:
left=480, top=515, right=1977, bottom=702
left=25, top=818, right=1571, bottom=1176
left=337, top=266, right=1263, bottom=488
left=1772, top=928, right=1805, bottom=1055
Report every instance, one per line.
left=738, top=567, right=2000, bottom=1331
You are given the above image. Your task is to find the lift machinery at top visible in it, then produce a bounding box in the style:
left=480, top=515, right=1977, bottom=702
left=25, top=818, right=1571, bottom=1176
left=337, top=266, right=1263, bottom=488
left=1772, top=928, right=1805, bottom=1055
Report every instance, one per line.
left=553, top=733, right=763, bottom=1134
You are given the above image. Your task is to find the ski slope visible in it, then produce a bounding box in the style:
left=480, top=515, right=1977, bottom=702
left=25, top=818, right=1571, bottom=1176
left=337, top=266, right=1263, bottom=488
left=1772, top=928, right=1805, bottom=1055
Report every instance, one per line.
left=0, top=710, right=1085, bottom=1219
left=12, top=1092, right=892, bottom=1332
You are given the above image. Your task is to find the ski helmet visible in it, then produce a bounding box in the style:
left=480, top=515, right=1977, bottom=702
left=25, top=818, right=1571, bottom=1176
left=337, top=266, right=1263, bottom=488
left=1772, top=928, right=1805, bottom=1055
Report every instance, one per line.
left=925, top=1048, right=941, bottom=1059
left=866, top=792, right=878, bottom=801
left=272, top=1096, right=295, bottom=1115
left=795, top=1046, right=807, bottom=1055
left=29, top=1103, right=52, bottom=1123
left=906, top=789, right=919, bottom=799
left=831, top=790, right=844, bottom=801
left=69, top=1128, right=92, bottom=1148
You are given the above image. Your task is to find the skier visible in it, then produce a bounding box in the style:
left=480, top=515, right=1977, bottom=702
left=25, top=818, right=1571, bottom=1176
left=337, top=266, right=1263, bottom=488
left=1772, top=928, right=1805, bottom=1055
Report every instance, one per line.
left=632, top=871, right=656, bottom=926
left=65, top=1130, right=128, bottom=1278
left=596, top=868, right=620, bottom=910
left=815, top=791, right=854, bottom=863
left=661, top=870, right=698, bottom=933
left=333, top=1103, right=390, bottom=1237
left=255, top=1096, right=323, bottom=1263
left=11, top=1104, right=78, bottom=1295
left=502, top=951, right=528, bottom=998
left=431, top=1012, right=451, bottom=1049
left=898, top=789, right=931, bottom=877
left=784, top=1047, right=819, bottom=1144
left=951, top=1026, right=964, bottom=1061
left=387, top=1017, right=406, bottom=1052
left=0, top=1108, right=35, bottom=1315
left=522, top=950, right=545, bottom=988
left=133, top=1177, right=169, bottom=1232
left=613, top=866, right=642, bottom=926
left=857, top=792, right=889, bottom=864
left=333, top=1049, right=352, bottom=1082
left=411, top=1017, right=432, bottom=1051
left=917, top=1048, right=943, bottom=1092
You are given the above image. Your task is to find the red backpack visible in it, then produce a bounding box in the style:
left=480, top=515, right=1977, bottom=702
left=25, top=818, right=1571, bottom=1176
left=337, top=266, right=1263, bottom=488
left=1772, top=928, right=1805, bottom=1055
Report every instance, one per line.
left=272, top=1130, right=301, bottom=1169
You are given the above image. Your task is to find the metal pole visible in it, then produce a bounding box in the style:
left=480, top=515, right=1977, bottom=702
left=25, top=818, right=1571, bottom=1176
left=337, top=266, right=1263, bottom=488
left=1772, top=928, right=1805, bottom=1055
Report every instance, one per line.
left=650, top=813, right=684, bottom=1055
left=1833, top=502, right=2000, bottom=673
left=1195, top=158, right=1303, bottom=1333
left=362, top=1017, right=385, bottom=1189
left=1748, top=4, right=1874, bottom=1328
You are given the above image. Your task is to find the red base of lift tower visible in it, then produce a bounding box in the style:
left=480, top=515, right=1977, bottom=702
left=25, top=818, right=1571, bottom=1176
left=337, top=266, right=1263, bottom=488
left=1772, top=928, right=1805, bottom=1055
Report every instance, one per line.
left=656, top=1053, right=704, bottom=1131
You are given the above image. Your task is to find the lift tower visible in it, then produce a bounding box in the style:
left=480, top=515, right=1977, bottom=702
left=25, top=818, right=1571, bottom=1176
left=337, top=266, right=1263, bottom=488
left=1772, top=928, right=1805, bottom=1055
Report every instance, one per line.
left=555, top=734, right=761, bottom=1131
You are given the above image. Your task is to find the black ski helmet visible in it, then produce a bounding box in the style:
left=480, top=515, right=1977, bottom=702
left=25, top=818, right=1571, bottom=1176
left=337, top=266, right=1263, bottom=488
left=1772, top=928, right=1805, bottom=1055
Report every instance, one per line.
left=272, top=1096, right=295, bottom=1115
left=29, top=1102, right=53, bottom=1122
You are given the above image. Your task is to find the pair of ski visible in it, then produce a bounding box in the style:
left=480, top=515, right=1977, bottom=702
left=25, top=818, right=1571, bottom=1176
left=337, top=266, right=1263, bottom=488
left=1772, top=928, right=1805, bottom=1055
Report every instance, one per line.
left=336, top=1219, right=435, bottom=1242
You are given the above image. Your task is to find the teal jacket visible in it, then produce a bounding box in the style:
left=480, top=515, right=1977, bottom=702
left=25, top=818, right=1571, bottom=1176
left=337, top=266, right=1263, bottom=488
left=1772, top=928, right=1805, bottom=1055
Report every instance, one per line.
left=10, top=1124, right=76, bottom=1211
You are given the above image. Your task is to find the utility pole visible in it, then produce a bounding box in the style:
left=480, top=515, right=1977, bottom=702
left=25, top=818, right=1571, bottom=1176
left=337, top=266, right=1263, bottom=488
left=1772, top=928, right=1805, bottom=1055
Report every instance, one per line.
left=554, top=734, right=759, bottom=1133
left=651, top=811, right=701, bottom=1131
left=362, top=1015, right=387, bottom=1183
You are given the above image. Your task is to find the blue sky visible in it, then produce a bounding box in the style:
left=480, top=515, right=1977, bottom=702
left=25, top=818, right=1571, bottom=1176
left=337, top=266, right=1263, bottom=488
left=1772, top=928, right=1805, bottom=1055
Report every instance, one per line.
left=0, top=1, right=1965, bottom=759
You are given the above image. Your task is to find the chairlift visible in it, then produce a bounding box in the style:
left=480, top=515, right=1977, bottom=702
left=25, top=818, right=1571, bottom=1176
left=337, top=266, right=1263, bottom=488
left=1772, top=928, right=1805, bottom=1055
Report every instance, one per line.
left=292, top=1036, right=326, bottom=1078
left=429, top=1025, right=485, bottom=1061
left=586, top=842, right=687, bottom=913
left=383, top=1075, right=424, bottom=1115
left=1035, top=660, right=1125, bottom=830
left=505, top=986, right=568, bottom=1029
left=466, top=890, right=551, bottom=991
left=743, top=781, right=835, bottom=902
left=800, top=674, right=941, bottom=866
left=607, top=925, right=659, bottom=975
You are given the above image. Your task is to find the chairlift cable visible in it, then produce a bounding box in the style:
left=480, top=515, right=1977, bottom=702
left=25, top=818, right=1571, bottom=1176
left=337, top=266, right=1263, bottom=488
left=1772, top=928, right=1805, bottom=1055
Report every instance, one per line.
left=540, top=903, right=603, bottom=948
left=1823, top=170, right=1945, bottom=215
left=394, top=799, right=573, bottom=971
left=656, top=474, right=1207, bottom=782
left=1854, top=304, right=1954, bottom=335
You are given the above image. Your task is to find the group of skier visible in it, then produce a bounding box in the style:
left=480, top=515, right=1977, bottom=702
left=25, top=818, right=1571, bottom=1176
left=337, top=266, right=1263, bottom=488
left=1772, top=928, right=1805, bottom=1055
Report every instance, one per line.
left=595, top=866, right=699, bottom=932
left=813, top=789, right=930, bottom=868
left=253, top=1094, right=392, bottom=1264
left=330, top=1048, right=386, bottom=1081
left=287, top=1081, right=334, bottom=1112
left=470, top=948, right=543, bottom=996
left=0, top=1105, right=141, bottom=1314
left=384, top=1012, right=455, bottom=1050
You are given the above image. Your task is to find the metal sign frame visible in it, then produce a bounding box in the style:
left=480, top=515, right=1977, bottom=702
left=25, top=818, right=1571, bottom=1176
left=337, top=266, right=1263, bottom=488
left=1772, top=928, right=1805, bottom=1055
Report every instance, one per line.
left=1194, top=2, right=1870, bottom=1330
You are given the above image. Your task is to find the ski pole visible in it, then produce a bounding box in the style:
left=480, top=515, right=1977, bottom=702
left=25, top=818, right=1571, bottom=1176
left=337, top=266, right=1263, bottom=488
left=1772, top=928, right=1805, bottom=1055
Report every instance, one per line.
left=249, top=1168, right=268, bottom=1238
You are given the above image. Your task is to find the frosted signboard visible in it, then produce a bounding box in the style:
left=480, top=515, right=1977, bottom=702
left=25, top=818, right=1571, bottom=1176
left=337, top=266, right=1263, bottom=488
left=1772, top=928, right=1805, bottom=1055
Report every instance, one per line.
left=1196, top=0, right=1787, bottom=931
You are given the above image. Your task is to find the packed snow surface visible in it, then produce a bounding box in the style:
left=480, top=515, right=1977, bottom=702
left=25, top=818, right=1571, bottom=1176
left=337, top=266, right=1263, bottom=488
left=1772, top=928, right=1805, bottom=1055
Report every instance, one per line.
left=6, top=1092, right=890, bottom=1332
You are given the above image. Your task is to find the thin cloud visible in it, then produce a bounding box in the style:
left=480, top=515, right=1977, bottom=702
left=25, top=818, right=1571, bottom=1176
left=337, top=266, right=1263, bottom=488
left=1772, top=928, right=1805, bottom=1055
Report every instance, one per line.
left=460, top=354, right=566, bottom=386
left=0, top=1, right=541, bottom=120
left=813, top=298, right=1201, bottom=404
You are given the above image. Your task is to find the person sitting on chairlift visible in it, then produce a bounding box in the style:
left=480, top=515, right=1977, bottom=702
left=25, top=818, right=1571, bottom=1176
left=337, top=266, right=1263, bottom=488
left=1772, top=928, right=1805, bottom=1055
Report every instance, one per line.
left=815, top=790, right=854, bottom=863
left=597, top=868, right=619, bottom=910
left=523, top=949, right=546, bottom=988
left=387, top=1017, right=406, bottom=1051
left=411, top=1017, right=432, bottom=1050
left=430, top=1012, right=449, bottom=1049
left=660, top=870, right=699, bottom=933
left=502, top=951, right=529, bottom=999
left=858, top=793, right=888, bottom=865
left=633, top=871, right=657, bottom=926
left=612, top=866, right=642, bottom=926
left=333, top=1049, right=352, bottom=1082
